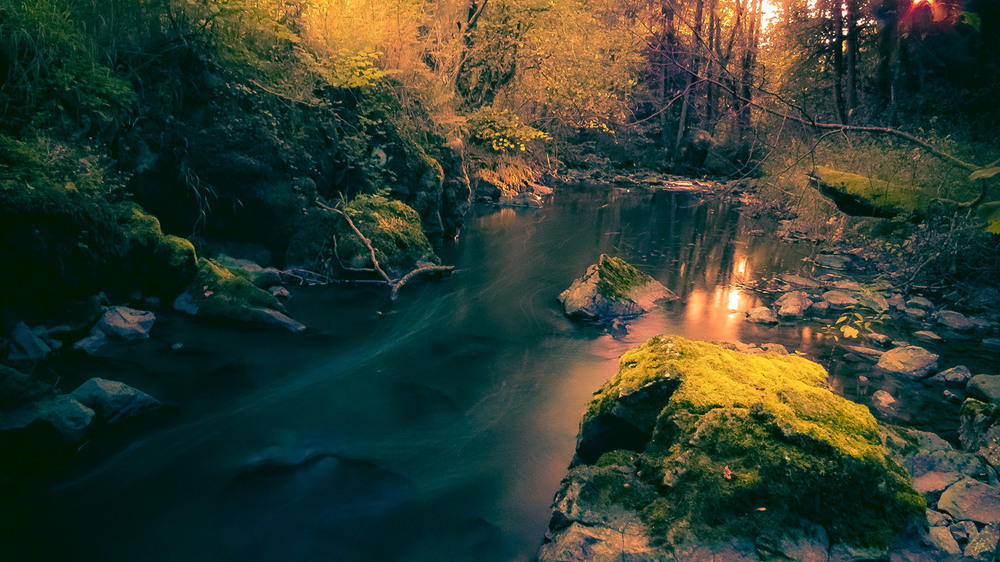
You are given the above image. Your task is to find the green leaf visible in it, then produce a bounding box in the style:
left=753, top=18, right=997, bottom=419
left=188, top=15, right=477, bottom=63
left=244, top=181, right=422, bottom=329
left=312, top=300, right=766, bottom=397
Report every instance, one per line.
left=957, top=12, right=982, bottom=32
left=970, top=167, right=1000, bottom=181
left=977, top=201, right=1000, bottom=234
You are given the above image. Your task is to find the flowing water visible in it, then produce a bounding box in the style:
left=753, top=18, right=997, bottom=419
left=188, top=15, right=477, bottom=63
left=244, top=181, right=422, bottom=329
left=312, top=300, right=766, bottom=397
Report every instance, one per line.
left=1, top=185, right=991, bottom=561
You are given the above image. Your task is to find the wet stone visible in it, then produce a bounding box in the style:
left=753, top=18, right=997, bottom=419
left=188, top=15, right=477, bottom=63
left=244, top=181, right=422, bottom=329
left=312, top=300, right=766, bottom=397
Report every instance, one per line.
left=747, top=306, right=778, bottom=324
left=905, top=308, right=929, bottom=321
left=907, top=296, right=935, bottom=310
left=822, top=290, right=859, bottom=310
left=929, top=366, right=972, bottom=386
left=936, top=311, right=974, bottom=333
left=914, top=330, right=943, bottom=344
left=877, top=346, right=939, bottom=378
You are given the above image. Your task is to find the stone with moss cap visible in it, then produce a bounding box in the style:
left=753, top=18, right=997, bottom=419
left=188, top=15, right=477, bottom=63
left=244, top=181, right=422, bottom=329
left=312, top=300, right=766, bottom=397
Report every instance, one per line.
left=173, top=258, right=305, bottom=332
left=559, top=255, right=676, bottom=321
left=541, top=336, right=926, bottom=561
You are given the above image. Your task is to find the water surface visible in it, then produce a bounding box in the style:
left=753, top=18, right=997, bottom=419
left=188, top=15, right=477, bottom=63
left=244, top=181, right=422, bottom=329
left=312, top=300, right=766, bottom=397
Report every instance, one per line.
left=1, top=185, right=983, bottom=561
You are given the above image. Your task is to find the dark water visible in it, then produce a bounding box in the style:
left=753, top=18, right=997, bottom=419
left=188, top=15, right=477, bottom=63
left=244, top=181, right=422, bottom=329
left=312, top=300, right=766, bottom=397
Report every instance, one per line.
left=1, top=185, right=990, bottom=561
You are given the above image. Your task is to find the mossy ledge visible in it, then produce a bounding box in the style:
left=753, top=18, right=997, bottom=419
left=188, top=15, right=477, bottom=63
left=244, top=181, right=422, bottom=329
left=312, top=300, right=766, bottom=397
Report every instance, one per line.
left=543, top=336, right=925, bottom=559
left=809, top=165, right=923, bottom=217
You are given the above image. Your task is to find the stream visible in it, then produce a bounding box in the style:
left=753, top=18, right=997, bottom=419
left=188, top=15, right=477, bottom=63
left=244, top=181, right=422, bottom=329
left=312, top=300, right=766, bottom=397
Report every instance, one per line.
left=1, top=184, right=993, bottom=561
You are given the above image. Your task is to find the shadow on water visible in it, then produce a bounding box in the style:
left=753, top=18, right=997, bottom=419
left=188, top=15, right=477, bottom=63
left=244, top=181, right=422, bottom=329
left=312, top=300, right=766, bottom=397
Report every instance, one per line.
left=0, top=185, right=979, bottom=561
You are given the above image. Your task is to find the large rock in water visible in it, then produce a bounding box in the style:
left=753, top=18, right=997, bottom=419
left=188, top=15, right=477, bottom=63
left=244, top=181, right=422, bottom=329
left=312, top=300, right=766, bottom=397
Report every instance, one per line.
left=876, top=345, right=939, bottom=378
left=539, top=336, right=925, bottom=561
left=558, top=255, right=676, bottom=321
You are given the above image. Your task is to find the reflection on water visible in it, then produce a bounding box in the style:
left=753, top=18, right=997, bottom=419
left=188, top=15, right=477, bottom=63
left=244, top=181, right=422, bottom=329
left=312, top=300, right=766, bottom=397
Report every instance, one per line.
left=2, top=185, right=962, bottom=562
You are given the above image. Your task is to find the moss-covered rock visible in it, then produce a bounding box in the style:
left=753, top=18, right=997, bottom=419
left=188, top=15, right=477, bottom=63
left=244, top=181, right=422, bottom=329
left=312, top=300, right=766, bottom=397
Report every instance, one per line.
left=559, top=255, right=677, bottom=320
left=286, top=194, right=438, bottom=274
left=118, top=204, right=198, bottom=297
left=548, top=336, right=925, bottom=558
left=810, top=166, right=923, bottom=217
left=174, top=258, right=304, bottom=332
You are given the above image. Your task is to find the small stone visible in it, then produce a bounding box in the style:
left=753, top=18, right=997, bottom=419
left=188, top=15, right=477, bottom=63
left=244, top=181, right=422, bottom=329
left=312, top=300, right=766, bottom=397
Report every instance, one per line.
left=7, top=322, right=52, bottom=363
left=927, top=509, right=952, bottom=527
left=925, top=525, right=962, bottom=555
left=808, top=300, right=829, bottom=316
left=936, top=310, right=975, bottom=332
left=905, top=307, right=929, bottom=321
left=774, top=291, right=813, bottom=319
left=761, top=343, right=789, bottom=354
left=930, top=366, right=973, bottom=386
left=71, top=378, right=162, bottom=423
left=822, top=290, right=859, bottom=310
left=270, top=286, right=292, bottom=300
left=866, top=332, right=892, bottom=346
left=171, top=343, right=184, bottom=351
left=907, top=296, right=935, bottom=310
left=96, top=306, right=155, bottom=341
left=968, top=375, right=1000, bottom=405
left=952, top=520, right=978, bottom=544
left=914, top=330, right=943, bottom=344
left=815, top=254, right=852, bottom=269
left=888, top=294, right=906, bottom=310
left=970, top=317, right=993, bottom=332
left=877, top=346, right=939, bottom=378
left=913, top=471, right=964, bottom=495
left=844, top=345, right=884, bottom=361
left=965, top=523, right=1000, bottom=561
left=747, top=306, right=778, bottom=324
left=944, top=390, right=963, bottom=404
left=939, top=478, right=1000, bottom=524
left=871, top=389, right=897, bottom=416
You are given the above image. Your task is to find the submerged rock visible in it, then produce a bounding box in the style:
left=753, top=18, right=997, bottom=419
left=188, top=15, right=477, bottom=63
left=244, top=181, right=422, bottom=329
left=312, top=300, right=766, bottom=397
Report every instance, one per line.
left=876, top=346, right=939, bottom=378
left=774, top=291, right=812, bottom=319
left=540, top=336, right=925, bottom=561
left=558, top=255, right=676, bottom=321
left=747, top=306, right=778, bottom=324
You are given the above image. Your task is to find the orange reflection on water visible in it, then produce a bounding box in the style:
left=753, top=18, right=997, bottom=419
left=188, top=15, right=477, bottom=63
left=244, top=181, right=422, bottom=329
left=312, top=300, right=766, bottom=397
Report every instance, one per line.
left=727, top=287, right=741, bottom=311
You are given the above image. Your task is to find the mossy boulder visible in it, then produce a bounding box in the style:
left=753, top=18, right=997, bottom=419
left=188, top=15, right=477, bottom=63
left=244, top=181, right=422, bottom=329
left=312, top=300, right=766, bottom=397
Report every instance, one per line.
left=118, top=204, right=198, bottom=297
left=173, top=258, right=304, bottom=332
left=809, top=166, right=923, bottom=218
left=559, top=255, right=677, bottom=321
left=543, top=336, right=926, bottom=559
left=285, top=194, right=438, bottom=274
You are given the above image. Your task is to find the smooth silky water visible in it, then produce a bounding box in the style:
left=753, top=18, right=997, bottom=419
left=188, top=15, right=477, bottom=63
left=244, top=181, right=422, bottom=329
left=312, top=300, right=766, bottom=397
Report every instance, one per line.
left=2, top=185, right=989, bottom=561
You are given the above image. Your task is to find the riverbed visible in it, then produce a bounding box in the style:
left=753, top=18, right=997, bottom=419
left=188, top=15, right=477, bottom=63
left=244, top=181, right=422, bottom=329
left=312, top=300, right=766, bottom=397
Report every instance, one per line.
left=1, top=184, right=991, bottom=561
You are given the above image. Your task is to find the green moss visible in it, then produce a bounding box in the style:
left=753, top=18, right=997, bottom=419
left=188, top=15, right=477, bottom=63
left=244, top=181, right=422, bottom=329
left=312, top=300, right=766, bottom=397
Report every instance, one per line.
left=813, top=166, right=923, bottom=214
left=596, top=449, right=639, bottom=467
left=596, top=255, right=653, bottom=301
left=582, top=335, right=925, bottom=550
left=118, top=204, right=198, bottom=297
left=0, top=364, right=52, bottom=410
left=183, top=258, right=284, bottom=323
left=336, top=194, right=438, bottom=270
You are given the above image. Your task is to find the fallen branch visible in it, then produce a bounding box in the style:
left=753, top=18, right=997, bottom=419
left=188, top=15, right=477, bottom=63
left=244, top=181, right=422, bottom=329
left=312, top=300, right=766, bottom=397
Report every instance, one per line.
left=390, top=264, right=457, bottom=300
left=315, top=199, right=455, bottom=299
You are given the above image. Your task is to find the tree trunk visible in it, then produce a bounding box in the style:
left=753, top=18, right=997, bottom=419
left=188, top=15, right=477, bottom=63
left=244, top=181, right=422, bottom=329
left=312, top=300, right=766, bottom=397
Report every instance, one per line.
left=831, top=0, right=847, bottom=123
left=845, top=0, right=858, bottom=113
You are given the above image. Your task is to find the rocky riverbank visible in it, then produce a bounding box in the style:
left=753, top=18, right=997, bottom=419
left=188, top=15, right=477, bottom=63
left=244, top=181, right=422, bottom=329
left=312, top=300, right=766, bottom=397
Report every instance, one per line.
left=539, top=335, right=1000, bottom=561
